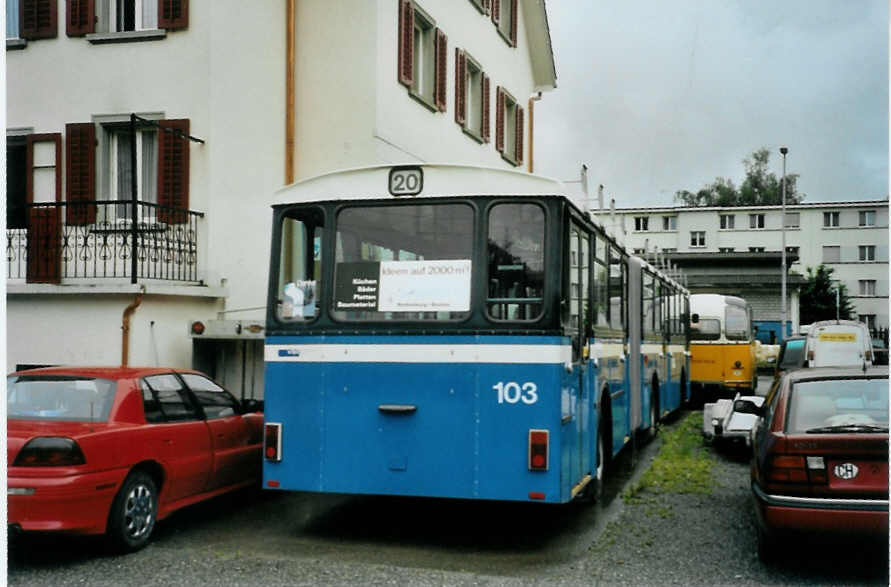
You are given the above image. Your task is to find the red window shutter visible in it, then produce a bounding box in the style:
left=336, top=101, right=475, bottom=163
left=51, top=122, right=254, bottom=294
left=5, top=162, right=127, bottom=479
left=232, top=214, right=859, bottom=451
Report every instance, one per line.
left=66, top=0, right=94, bottom=36
left=434, top=28, right=448, bottom=112
left=158, top=0, right=188, bottom=30
left=65, top=123, right=96, bottom=225
left=515, top=106, right=524, bottom=165
left=157, top=119, right=190, bottom=224
left=20, top=0, right=57, bottom=40
left=454, top=49, right=466, bottom=126
left=25, top=133, right=62, bottom=284
left=495, top=87, right=504, bottom=153
left=27, top=207, right=62, bottom=283
left=491, top=0, right=500, bottom=26
left=481, top=74, right=490, bottom=142
left=397, top=0, right=414, bottom=88
left=510, top=0, right=518, bottom=46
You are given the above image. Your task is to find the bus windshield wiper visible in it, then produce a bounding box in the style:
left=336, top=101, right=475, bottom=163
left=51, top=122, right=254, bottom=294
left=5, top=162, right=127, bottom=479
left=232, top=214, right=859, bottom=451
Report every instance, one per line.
left=805, top=424, right=889, bottom=434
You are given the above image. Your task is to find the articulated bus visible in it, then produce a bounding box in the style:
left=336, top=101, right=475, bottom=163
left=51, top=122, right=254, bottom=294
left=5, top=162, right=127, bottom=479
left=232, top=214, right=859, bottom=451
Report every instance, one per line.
left=689, top=293, right=756, bottom=400
left=262, top=164, right=689, bottom=504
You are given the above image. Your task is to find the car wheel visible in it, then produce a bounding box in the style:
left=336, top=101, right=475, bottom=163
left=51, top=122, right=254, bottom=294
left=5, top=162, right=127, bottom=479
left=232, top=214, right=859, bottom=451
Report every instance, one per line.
left=108, top=471, right=158, bottom=553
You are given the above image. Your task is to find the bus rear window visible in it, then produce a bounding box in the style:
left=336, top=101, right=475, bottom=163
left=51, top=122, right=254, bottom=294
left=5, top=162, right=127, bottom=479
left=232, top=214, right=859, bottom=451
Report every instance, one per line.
left=486, top=203, right=545, bottom=321
left=725, top=305, right=750, bottom=341
left=332, top=203, right=473, bottom=322
left=693, top=318, right=721, bottom=340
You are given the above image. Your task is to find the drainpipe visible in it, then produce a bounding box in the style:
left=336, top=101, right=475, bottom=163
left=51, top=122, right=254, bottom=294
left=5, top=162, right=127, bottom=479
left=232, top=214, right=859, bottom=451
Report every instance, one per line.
left=527, top=92, right=542, bottom=173
left=121, top=285, right=146, bottom=367
left=285, top=0, right=296, bottom=184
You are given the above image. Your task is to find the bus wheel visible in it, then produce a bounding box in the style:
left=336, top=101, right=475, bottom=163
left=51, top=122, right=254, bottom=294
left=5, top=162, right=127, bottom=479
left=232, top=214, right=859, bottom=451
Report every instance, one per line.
left=589, top=399, right=610, bottom=502
left=647, top=378, right=659, bottom=440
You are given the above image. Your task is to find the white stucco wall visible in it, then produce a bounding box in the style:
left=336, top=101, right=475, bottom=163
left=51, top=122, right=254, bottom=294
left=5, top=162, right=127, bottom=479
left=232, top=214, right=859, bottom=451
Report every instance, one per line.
left=7, top=294, right=216, bottom=370
left=6, top=1, right=554, bottom=370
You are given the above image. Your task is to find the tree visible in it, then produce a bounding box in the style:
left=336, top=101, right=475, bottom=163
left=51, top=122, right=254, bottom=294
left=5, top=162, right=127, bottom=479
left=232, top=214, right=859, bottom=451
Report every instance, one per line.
left=798, top=265, right=855, bottom=325
left=675, top=148, right=804, bottom=207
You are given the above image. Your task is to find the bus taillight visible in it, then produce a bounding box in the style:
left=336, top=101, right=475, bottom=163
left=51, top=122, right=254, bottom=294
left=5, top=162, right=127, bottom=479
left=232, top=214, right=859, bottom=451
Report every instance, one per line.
left=528, top=429, right=549, bottom=471
left=265, top=423, right=282, bottom=462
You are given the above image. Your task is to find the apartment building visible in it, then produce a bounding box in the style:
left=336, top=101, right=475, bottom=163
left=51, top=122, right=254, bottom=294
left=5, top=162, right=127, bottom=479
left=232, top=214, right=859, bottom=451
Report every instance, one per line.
left=594, top=200, right=889, bottom=340
left=6, top=0, right=557, bottom=397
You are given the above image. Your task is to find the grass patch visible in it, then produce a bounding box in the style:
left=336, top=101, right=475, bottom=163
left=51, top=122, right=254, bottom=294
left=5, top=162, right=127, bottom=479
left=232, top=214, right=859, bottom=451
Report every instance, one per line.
left=622, top=411, right=714, bottom=502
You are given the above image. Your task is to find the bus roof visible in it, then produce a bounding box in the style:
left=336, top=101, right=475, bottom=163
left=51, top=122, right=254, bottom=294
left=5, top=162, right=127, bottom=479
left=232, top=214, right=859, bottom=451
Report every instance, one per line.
left=272, top=163, right=568, bottom=205
left=690, top=293, right=748, bottom=316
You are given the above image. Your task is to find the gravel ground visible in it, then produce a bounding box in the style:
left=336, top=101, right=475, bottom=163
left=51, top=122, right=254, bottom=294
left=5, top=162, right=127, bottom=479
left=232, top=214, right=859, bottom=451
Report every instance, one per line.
left=573, top=441, right=890, bottom=586
left=8, top=412, right=889, bottom=586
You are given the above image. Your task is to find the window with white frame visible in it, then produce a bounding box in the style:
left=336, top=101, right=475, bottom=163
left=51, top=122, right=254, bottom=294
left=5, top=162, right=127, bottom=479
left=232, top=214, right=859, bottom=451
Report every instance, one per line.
left=823, top=211, right=840, bottom=227
left=99, top=0, right=159, bottom=32
left=662, top=215, right=677, bottom=231
left=859, top=245, right=876, bottom=261
left=66, top=0, right=187, bottom=37
left=397, top=1, right=447, bottom=112
left=690, top=231, right=705, bottom=247
left=859, top=314, right=876, bottom=330
left=748, top=247, right=765, bottom=252
left=100, top=123, right=158, bottom=218
left=662, top=247, right=677, bottom=253
left=786, top=246, right=799, bottom=257
left=822, top=245, right=840, bottom=263
left=859, top=280, right=876, bottom=296
left=455, top=50, right=489, bottom=142
left=784, top=212, right=799, bottom=227
left=719, top=214, right=735, bottom=229
left=859, top=210, right=876, bottom=227
left=749, top=213, right=765, bottom=229
left=718, top=247, right=734, bottom=253
left=634, top=216, right=649, bottom=231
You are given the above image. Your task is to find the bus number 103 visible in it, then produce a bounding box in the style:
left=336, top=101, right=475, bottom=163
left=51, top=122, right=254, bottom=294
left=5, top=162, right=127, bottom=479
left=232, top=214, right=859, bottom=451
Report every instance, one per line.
left=493, top=381, right=538, bottom=405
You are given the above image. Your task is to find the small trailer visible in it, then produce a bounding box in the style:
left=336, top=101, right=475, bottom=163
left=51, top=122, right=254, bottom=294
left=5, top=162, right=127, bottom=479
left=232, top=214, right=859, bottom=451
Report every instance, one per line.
left=703, top=393, right=765, bottom=447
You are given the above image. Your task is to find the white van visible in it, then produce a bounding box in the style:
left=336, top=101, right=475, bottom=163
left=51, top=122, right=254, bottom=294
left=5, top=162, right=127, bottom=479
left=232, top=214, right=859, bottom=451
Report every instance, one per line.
left=804, top=320, right=874, bottom=368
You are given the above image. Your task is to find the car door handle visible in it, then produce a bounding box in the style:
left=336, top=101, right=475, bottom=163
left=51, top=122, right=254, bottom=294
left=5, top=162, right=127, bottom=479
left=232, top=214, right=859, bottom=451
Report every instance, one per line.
left=378, top=404, right=417, bottom=414
left=163, top=439, right=174, bottom=445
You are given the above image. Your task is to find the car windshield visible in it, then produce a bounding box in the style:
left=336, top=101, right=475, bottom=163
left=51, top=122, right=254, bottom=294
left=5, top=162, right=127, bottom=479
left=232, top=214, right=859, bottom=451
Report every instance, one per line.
left=7, top=375, right=117, bottom=422
left=786, top=377, right=889, bottom=433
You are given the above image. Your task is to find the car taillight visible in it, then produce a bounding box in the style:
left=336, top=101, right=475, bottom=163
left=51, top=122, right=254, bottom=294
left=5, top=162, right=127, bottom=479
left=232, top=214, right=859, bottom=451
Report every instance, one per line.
left=768, top=454, right=827, bottom=484
left=805, top=455, right=828, bottom=483
left=13, top=437, right=86, bottom=467
left=264, top=423, right=282, bottom=462
left=529, top=429, right=549, bottom=471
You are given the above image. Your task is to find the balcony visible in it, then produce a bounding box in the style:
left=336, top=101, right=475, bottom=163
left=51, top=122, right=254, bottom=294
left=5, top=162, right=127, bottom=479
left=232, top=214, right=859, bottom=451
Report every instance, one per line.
left=7, top=201, right=203, bottom=285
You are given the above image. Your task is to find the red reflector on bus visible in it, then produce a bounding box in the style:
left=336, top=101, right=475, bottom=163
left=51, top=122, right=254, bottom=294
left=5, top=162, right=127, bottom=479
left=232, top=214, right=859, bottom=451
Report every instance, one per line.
left=529, top=429, right=549, bottom=472
left=528, top=492, right=546, bottom=500
left=267, top=480, right=280, bottom=488
left=264, top=423, right=282, bottom=462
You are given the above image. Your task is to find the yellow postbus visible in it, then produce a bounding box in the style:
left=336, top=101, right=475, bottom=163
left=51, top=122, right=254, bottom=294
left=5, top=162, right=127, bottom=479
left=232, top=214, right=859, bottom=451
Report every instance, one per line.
left=689, top=294, right=756, bottom=401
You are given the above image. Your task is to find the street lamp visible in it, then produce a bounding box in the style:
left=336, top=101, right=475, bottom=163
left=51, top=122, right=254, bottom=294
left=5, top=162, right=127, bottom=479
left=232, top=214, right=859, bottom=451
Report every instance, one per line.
left=780, top=146, right=788, bottom=342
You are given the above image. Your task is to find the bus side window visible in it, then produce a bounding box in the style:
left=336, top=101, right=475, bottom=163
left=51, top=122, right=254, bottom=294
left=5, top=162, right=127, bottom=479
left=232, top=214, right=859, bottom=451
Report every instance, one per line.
left=278, top=211, right=323, bottom=322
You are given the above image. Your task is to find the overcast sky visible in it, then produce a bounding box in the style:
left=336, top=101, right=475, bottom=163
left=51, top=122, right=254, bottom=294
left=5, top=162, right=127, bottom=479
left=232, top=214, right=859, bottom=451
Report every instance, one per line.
left=534, top=1, right=888, bottom=209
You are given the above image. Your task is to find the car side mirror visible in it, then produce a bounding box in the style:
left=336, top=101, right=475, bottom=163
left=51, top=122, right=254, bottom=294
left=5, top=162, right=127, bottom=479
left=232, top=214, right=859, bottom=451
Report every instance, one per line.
left=241, top=399, right=264, bottom=413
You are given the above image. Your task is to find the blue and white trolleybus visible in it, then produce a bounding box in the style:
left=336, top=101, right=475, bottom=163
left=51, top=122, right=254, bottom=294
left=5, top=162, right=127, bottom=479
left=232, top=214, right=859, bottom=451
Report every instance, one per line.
left=262, top=164, right=689, bottom=503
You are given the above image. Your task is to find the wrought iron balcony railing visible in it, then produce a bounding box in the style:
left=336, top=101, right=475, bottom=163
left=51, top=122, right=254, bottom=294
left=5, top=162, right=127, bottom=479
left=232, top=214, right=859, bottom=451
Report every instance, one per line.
left=7, top=201, right=204, bottom=285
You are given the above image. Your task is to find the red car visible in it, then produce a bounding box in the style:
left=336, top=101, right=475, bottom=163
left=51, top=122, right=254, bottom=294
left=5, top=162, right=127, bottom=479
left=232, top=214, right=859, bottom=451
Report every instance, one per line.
left=751, top=366, right=889, bottom=562
left=7, top=366, right=263, bottom=552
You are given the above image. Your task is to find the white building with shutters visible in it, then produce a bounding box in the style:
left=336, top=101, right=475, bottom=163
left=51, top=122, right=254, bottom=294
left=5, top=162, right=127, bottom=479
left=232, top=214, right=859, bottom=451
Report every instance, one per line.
left=5, top=0, right=557, bottom=399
